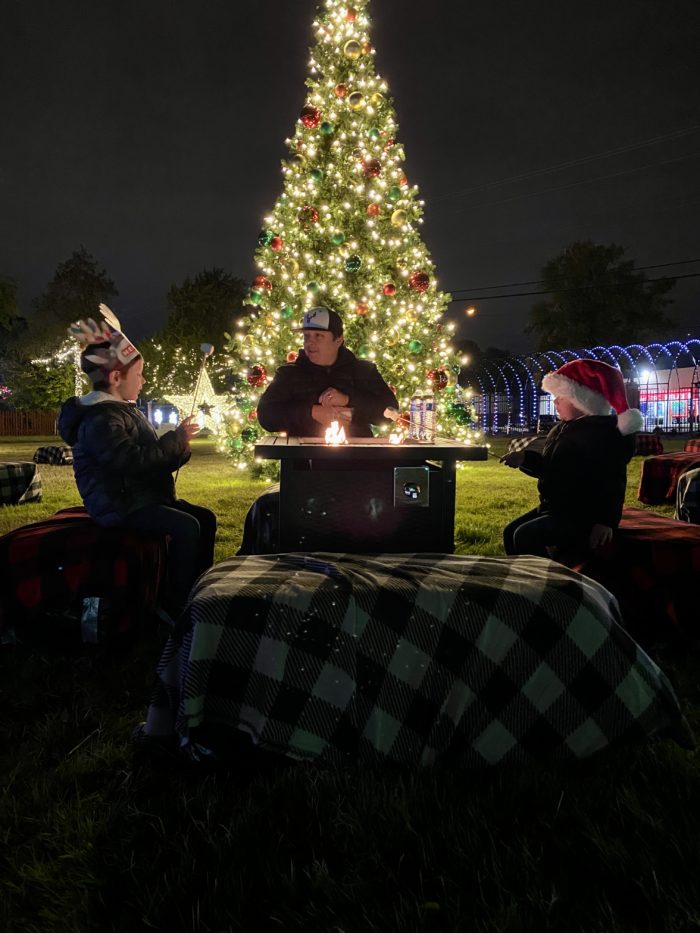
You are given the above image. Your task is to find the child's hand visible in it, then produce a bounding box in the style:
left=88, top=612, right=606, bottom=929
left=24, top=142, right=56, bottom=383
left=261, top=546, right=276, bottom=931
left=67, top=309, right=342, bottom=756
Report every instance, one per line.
left=177, top=416, right=200, bottom=443
left=589, top=524, right=613, bottom=549
left=500, top=450, right=525, bottom=468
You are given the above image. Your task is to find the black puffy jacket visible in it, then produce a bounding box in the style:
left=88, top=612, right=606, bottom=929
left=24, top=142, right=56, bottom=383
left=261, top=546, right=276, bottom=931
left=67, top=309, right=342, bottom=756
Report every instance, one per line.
left=58, top=394, right=190, bottom=526
left=257, top=346, right=397, bottom=437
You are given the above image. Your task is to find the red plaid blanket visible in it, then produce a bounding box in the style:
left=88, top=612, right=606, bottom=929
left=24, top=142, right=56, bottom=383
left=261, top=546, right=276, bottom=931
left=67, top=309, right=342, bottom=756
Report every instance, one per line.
left=637, top=452, right=700, bottom=504
left=684, top=438, right=700, bottom=453
left=634, top=433, right=663, bottom=455
left=577, top=507, right=700, bottom=643
left=0, top=507, right=166, bottom=645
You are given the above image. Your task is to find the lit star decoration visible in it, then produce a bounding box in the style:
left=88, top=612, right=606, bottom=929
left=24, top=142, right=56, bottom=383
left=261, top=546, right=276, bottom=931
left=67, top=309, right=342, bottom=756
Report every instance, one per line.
left=222, top=0, right=477, bottom=469
left=165, top=369, right=226, bottom=436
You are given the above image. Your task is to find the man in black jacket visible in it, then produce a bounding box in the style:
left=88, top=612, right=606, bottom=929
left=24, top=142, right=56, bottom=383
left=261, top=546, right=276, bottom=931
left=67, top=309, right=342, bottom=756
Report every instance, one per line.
left=257, top=306, right=397, bottom=437
left=240, top=306, right=397, bottom=553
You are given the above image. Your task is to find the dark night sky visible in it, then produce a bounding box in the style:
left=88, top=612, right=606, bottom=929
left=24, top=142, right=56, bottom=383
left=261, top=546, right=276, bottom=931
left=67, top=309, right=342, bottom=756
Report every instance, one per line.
left=2, top=0, right=699, bottom=353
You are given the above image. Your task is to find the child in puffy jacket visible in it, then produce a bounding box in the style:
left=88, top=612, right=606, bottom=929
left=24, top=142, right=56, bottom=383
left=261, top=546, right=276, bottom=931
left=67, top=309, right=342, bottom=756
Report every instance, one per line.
left=501, top=359, right=643, bottom=559
left=58, top=305, right=216, bottom=617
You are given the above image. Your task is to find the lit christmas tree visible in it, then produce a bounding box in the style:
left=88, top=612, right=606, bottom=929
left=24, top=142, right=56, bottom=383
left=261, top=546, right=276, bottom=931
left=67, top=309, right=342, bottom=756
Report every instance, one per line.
left=223, top=0, right=475, bottom=468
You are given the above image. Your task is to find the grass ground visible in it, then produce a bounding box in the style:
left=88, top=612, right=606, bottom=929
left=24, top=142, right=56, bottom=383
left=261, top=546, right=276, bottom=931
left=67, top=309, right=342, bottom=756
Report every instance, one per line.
left=1, top=436, right=698, bottom=932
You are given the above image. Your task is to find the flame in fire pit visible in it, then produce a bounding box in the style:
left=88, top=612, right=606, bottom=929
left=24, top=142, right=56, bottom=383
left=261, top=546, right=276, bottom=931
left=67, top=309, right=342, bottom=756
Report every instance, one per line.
left=325, top=420, right=347, bottom=445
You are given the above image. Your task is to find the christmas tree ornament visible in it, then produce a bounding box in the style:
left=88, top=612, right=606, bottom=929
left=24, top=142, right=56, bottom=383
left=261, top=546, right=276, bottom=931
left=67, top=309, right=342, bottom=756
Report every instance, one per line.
left=270, top=236, right=284, bottom=251
left=355, top=303, right=369, bottom=315
left=387, top=186, right=401, bottom=201
left=367, top=127, right=381, bottom=140
left=248, top=290, right=263, bottom=305
left=300, top=105, right=321, bottom=128
left=241, top=426, right=257, bottom=442
left=399, top=173, right=408, bottom=186
left=334, top=83, right=347, bottom=97
left=371, top=92, right=385, bottom=106
left=409, top=271, right=430, bottom=292
left=331, top=232, right=346, bottom=245
left=391, top=209, right=408, bottom=227
left=347, top=91, right=365, bottom=110
left=248, top=410, right=258, bottom=421
left=357, top=344, right=369, bottom=358
left=427, top=368, right=449, bottom=390
left=383, top=282, right=396, bottom=296
left=299, top=205, right=319, bottom=225
left=292, top=152, right=307, bottom=167
left=287, top=351, right=298, bottom=362
left=306, top=281, right=320, bottom=293
left=408, top=339, right=423, bottom=354
left=367, top=203, right=380, bottom=216
left=238, top=397, right=253, bottom=412
left=363, top=158, right=381, bottom=178
left=320, top=121, right=335, bottom=136
left=362, top=42, right=372, bottom=54
left=231, top=437, right=243, bottom=450
left=247, top=365, right=267, bottom=387
left=345, top=255, right=362, bottom=273
left=309, top=168, right=324, bottom=182
left=345, top=6, right=357, bottom=21
left=280, top=305, right=294, bottom=320
left=343, top=39, right=362, bottom=60
left=252, top=275, right=272, bottom=291
left=258, top=230, right=273, bottom=246
left=383, top=137, right=395, bottom=151
left=288, top=258, right=300, bottom=275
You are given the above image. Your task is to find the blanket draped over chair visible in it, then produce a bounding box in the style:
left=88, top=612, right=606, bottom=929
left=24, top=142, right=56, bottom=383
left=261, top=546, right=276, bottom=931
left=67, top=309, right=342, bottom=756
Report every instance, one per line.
left=146, top=552, right=692, bottom=768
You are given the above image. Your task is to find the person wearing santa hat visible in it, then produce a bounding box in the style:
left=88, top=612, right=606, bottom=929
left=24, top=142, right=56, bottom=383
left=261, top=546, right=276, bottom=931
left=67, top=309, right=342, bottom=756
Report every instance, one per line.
left=501, top=358, right=644, bottom=559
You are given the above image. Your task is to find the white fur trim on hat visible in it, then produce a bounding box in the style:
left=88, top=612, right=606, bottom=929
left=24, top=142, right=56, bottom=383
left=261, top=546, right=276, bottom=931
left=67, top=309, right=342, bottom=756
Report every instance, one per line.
left=541, top=371, right=612, bottom=416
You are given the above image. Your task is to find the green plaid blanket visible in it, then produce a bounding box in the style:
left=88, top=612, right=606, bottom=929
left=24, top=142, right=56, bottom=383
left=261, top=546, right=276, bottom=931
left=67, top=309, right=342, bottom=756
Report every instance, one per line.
left=146, top=552, right=692, bottom=767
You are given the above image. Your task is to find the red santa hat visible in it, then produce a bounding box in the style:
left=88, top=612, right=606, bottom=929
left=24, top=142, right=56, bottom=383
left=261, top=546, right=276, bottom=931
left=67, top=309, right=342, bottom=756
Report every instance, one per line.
left=541, top=359, right=644, bottom=436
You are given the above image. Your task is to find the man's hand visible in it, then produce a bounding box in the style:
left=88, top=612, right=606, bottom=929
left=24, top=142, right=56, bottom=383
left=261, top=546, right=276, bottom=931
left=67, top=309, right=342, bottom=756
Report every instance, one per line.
left=312, top=404, right=353, bottom=426
left=176, top=415, right=200, bottom=443
left=589, top=524, right=613, bottom=549
left=319, top=387, right=350, bottom=408
left=500, top=450, right=525, bottom=468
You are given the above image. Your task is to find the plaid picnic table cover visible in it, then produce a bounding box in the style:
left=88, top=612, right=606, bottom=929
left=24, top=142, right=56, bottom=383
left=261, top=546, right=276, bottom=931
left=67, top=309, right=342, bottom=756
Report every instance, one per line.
left=637, top=451, right=700, bottom=504
left=0, top=461, right=42, bottom=505
left=146, top=552, right=692, bottom=768
left=684, top=438, right=700, bottom=453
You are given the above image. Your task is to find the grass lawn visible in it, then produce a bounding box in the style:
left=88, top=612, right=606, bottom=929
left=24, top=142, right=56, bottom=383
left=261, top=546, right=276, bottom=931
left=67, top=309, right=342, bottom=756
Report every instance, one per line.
left=1, top=436, right=698, bottom=932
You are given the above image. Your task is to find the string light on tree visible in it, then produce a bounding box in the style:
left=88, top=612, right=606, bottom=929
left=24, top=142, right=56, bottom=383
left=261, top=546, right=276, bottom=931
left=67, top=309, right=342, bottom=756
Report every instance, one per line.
left=223, top=0, right=474, bottom=468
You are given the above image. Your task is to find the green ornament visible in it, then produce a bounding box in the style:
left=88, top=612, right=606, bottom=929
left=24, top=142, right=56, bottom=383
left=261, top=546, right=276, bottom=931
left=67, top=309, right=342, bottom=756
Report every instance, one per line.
left=241, top=427, right=257, bottom=443
left=367, top=127, right=380, bottom=140
left=345, top=255, right=362, bottom=273
left=238, top=397, right=253, bottom=413
left=357, top=344, right=369, bottom=358
left=280, top=305, right=294, bottom=320
left=307, top=281, right=320, bottom=292
left=331, top=232, right=346, bottom=246
left=387, top=186, right=402, bottom=201
left=408, top=339, right=423, bottom=354
left=449, top=403, right=471, bottom=425
left=231, top=437, right=243, bottom=450
left=310, top=168, right=324, bottom=182
left=258, top=230, right=273, bottom=246
left=320, top=121, right=335, bottom=135
left=249, top=290, right=263, bottom=305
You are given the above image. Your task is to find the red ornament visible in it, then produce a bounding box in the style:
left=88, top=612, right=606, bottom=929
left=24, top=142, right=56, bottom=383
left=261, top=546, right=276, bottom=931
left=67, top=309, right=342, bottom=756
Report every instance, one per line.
left=362, top=43, right=372, bottom=55
left=248, top=410, right=258, bottom=421
left=399, top=174, right=408, bottom=186
left=409, top=271, right=430, bottom=293
left=428, top=368, right=449, bottom=391
left=362, top=158, right=382, bottom=178
left=345, top=6, right=357, bottom=21
left=334, top=83, right=347, bottom=98
left=355, top=303, right=369, bottom=316
left=252, top=275, right=272, bottom=291
left=383, top=283, right=396, bottom=296
left=299, top=205, right=319, bottom=225
left=300, top=105, right=321, bottom=128
left=286, top=351, right=298, bottom=363
left=383, top=138, right=395, bottom=151
left=367, top=203, right=380, bottom=217
left=247, top=365, right=267, bottom=388
left=270, top=236, right=284, bottom=251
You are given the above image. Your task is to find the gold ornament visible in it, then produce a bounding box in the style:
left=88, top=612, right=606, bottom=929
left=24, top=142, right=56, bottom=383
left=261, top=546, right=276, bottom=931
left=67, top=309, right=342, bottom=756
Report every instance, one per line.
left=343, top=39, right=362, bottom=60
left=347, top=91, right=365, bottom=110
left=391, top=209, right=408, bottom=227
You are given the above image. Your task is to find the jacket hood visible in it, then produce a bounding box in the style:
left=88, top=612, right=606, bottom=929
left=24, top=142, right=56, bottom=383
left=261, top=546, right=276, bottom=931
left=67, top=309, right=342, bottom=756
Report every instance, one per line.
left=57, top=393, right=133, bottom=445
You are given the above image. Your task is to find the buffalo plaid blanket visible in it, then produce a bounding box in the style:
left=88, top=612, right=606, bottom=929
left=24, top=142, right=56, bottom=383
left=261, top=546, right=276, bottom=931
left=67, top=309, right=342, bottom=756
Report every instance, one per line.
left=676, top=467, right=700, bottom=524
left=33, top=445, right=73, bottom=465
left=146, top=552, right=692, bottom=768
left=684, top=438, right=700, bottom=453
left=634, top=433, right=663, bottom=456
left=0, top=461, right=42, bottom=505
left=505, top=435, right=547, bottom=456
left=0, top=507, right=166, bottom=645
left=637, top=451, right=700, bottom=504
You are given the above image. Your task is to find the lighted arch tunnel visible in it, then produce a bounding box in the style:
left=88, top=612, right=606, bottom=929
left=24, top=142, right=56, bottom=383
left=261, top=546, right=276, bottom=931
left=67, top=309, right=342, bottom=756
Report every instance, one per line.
left=461, top=339, right=700, bottom=435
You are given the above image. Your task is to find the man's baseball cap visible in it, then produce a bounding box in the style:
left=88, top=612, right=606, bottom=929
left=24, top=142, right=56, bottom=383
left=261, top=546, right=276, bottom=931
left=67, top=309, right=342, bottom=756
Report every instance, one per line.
left=295, top=306, right=344, bottom=337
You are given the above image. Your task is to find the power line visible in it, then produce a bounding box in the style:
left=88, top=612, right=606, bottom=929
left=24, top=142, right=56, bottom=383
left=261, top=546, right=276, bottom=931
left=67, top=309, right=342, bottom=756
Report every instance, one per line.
left=447, top=259, right=700, bottom=297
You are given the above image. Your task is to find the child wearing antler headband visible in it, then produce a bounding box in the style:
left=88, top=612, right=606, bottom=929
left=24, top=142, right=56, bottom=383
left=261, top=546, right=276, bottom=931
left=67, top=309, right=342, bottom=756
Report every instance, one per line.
left=58, top=304, right=217, bottom=620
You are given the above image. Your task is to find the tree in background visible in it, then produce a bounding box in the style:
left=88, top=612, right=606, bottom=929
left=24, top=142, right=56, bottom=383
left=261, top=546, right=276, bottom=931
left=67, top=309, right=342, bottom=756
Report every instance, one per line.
left=140, top=268, right=246, bottom=399
left=222, top=0, right=474, bottom=466
left=526, top=240, right=676, bottom=351
left=4, top=248, right=118, bottom=409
